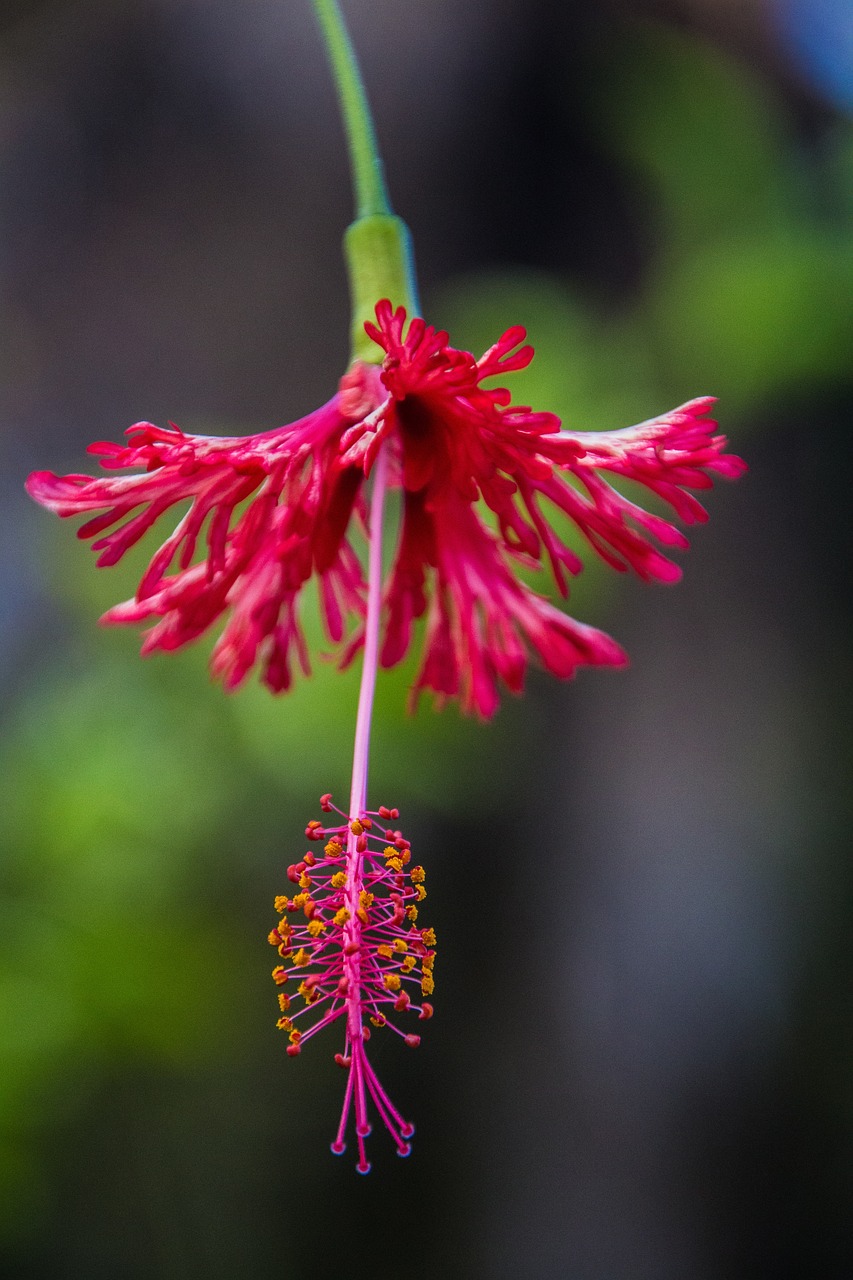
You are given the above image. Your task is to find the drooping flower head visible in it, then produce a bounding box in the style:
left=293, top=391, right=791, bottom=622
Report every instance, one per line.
left=26, top=301, right=744, bottom=716
left=24, top=0, right=747, bottom=1176
left=269, top=796, right=433, bottom=1172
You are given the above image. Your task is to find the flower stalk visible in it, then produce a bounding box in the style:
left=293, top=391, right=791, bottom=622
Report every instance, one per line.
left=311, top=0, right=390, bottom=220
left=312, top=0, right=418, bottom=359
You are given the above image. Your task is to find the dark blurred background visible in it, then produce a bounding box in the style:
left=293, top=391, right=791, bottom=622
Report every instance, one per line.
left=1, top=1, right=851, bottom=1276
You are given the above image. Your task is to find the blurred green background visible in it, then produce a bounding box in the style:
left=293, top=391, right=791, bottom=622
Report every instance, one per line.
left=1, top=1, right=851, bottom=1276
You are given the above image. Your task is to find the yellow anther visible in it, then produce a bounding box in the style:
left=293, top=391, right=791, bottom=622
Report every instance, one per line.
left=393, top=940, right=408, bottom=953
left=383, top=974, right=402, bottom=992
left=289, top=1028, right=302, bottom=1045
left=293, top=948, right=310, bottom=967
left=333, top=907, right=350, bottom=928
left=415, top=885, right=427, bottom=901
left=357, top=909, right=370, bottom=926
left=400, top=849, right=411, bottom=865
left=401, top=956, right=416, bottom=973
left=382, top=846, right=397, bottom=859
left=307, top=918, right=326, bottom=937
left=423, top=953, right=435, bottom=972
left=278, top=919, right=292, bottom=936
left=292, top=892, right=308, bottom=910
left=370, top=1014, right=386, bottom=1027
left=277, top=943, right=292, bottom=958
left=298, top=981, right=319, bottom=1004
left=276, top=1016, right=293, bottom=1031
left=331, top=871, right=347, bottom=889
left=385, top=856, right=403, bottom=873
left=421, top=974, right=435, bottom=996
left=325, top=840, right=343, bottom=856
left=405, top=905, right=418, bottom=922
left=274, top=895, right=289, bottom=913
left=350, top=819, right=364, bottom=835
left=267, top=929, right=281, bottom=947
left=272, top=966, right=288, bottom=986
left=278, top=993, right=291, bottom=1012
left=359, top=891, right=374, bottom=908
left=410, top=866, right=426, bottom=883
left=298, top=872, right=312, bottom=890
left=376, top=944, right=393, bottom=960
left=421, top=928, right=437, bottom=947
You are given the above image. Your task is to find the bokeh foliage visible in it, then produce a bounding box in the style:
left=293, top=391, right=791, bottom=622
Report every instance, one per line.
left=441, top=27, right=853, bottom=427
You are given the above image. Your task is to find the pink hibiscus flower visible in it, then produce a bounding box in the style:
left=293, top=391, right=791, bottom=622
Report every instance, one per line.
left=26, top=300, right=744, bottom=717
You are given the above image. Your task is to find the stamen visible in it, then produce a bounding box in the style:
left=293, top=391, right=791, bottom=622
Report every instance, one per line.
left=266, top=442, right=436, bottom=1169
left=269, top=799, right=435, bottom=1168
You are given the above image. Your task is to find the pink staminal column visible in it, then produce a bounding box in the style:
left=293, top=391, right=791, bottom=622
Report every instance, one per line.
left=338, top=442, right=415, bottom=1172
left=269, top=443, right=436, bottom=1172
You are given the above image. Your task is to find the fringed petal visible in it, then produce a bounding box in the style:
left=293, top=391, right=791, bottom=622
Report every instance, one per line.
left=27, top=399, right=369, bottom=690
left=27, top=303, right=743, bottom=713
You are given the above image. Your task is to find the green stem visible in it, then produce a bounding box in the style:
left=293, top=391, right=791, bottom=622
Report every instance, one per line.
left=311, top=0, right=419, bottom=362
left=311, top=0, right=390, bottom=219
